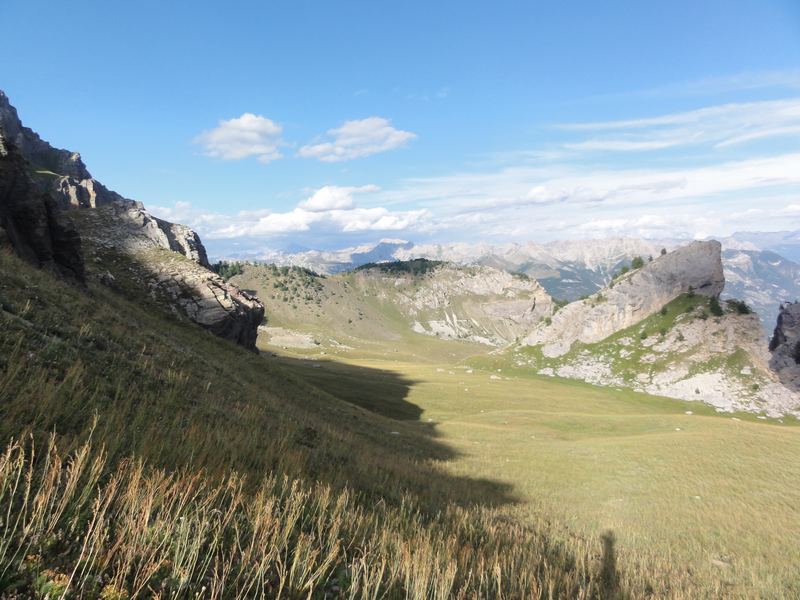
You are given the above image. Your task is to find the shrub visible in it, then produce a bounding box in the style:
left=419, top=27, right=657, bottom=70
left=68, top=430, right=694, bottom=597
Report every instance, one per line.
left=554, top=298, right=569, bottom=310
left=661, top=248, right=667, bottom=256
left=687, top=286, right=695, bottom=298
left=659, top=327, right=667, bottom=337
left=631, top=256, right=645, bottom=270
left=709, top=297, right=724, bottom=317
left=726, top=299, right=753, bottom=315
left=640, top=331, right=648, bottom=340
left=660, top=306, right=668, bottom=316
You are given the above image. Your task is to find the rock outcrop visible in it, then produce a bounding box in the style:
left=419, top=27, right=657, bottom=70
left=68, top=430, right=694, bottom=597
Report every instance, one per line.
left=524, top=241, right=725, bottom=356
left=77, top=203, right=264, bottom=350
left=144, top=250, right=264, bottom=350
left=769, top=302, right=800, bottom=391
left=521, top=305, right=800, bottom=417
left=0, top=131, right=84, bottom=280
left=355, top=262, right=554, bottom=346
left=84, top=201, right=210, bottom=268
left=1, top=90, right=260, bottom=349
left=0, top=90, right=207, bottom=265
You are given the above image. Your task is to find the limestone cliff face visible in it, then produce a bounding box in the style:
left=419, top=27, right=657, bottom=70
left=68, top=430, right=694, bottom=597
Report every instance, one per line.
left=769, top=302, right=800, bottom=391
left=75, top=204, right=264, bottom=349
left=354, top=263, right=554, bottom=346
left=0, top=90, right=261, bottom=349
left=0, top=132, right=84, bottom=280
left=524, top=241, right=725, bottom=356
left=143, top=249, right=264, bottom=350
left=0, top=90, right=207, bottom=265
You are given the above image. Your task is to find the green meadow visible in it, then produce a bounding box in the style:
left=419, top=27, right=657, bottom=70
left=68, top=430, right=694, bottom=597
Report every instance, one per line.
left=275, top=350, right=800, bottom=598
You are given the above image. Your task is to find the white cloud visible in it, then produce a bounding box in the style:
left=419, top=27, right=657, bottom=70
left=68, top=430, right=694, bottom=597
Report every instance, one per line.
left=298, top=117, right=416, bottom=162
left=298, top=185, right=379, bottom=212
left=152, top=184, right=429, bottom=241
left=210, top=205, right=429, bottom=238
left=559, top=98, right=800, bottom=152
left=194, top=113, right=284, bottom=163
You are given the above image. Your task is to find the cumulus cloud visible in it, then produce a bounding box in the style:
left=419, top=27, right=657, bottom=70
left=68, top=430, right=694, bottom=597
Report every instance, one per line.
left=194, top=113, right=284, bottom=163
left=299, top=117, right=416, bottom=162
left=152, top=184, right=429, bottom=242
left=298, top=185, right=379, bottom=212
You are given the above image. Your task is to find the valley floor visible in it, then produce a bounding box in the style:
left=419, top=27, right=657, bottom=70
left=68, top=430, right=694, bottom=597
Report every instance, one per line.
left=271, top=341, right=800, bottom=598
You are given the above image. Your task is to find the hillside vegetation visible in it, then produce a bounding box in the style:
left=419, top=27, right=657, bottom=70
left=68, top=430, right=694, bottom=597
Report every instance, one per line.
left=0, top=249, right=625, bottom=599
left=233, top=261, right=552, bottom=355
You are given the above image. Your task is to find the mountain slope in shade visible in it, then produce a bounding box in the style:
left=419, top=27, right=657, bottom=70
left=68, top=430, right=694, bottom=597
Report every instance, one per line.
left=724, top=230, right=800, bottom=262
left=722, top=249, right=800, bottom=335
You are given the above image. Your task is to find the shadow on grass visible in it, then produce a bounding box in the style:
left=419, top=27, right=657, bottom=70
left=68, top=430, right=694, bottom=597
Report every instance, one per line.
left=273, top=355, right=423, bottom=420
left=0, top=243, right=521, bottom=511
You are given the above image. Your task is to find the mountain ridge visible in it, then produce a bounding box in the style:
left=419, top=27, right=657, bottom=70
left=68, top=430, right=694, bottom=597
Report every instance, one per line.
left=0, top=90, right=263, bottom=349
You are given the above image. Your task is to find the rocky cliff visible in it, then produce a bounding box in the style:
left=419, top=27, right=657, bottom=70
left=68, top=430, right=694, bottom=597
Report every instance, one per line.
left=354, top=262, right=554, bottom=346
left=769, top=302, right=800, bottom=391
left=0, top=131, right=84, bottom=280
left=520, top=295, right=800, bottom=417
left=523, top=241, right=725, bottom=357
left=0, top=90, right=261, bottom=349
left=0, top=90, right=207, bottom=264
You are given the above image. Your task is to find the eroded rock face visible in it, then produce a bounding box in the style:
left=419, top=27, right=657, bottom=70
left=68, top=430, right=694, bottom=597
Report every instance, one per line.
left=524, top=241, right=725, bottom=356
left=0, top=90, right=208, bottom=267
left=0, top=132, right=84, bottom=280
left=0, top=91, right=90, bottom=181
left=355, top=263, right=553, bottom=346
left=145, top=252, right=264, bottom=350
left=53, top=175, right=125, bottom=209
left=769, top=302, right=800, bottom=391
left=78, top=204, right=263, bottom=350
left=1, top=90, right=259, bottom=349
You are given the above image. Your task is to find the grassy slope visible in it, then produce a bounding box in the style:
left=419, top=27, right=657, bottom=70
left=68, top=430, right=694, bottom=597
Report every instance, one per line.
left=0, top=249, right=613, bottom=599
left=233, top=263, right=488, bottom=363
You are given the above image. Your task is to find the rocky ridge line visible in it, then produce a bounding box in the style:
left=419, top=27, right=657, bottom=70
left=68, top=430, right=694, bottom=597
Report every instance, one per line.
left=0, top=90, right=262, bottom=350
left=524, top=241, right=725, bottom=357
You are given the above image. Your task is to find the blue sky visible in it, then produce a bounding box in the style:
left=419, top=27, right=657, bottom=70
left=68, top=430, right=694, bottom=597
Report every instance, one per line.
left=3, top=0, right=800, bottom=257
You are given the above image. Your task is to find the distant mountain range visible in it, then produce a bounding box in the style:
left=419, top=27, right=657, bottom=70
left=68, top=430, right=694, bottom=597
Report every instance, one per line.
left=220, top=235, right=800, bottom=335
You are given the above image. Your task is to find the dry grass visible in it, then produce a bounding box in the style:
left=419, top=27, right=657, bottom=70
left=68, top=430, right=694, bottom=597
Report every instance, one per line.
left=0, top=434, right=611, bottom=599
left=0, top=250, right=615, bottom=598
